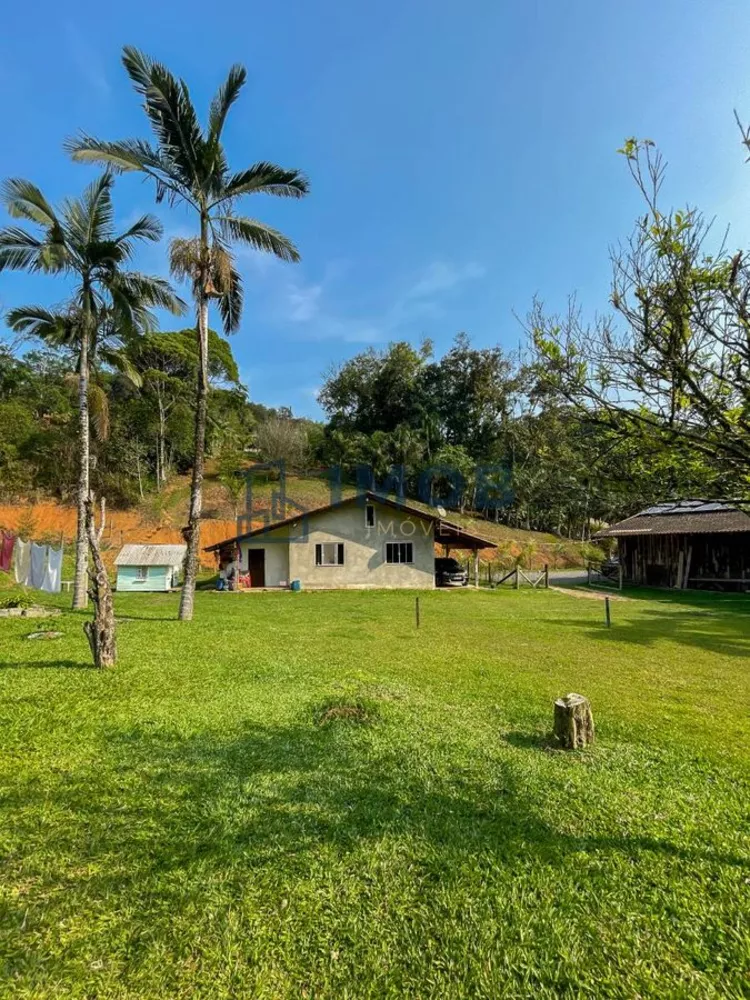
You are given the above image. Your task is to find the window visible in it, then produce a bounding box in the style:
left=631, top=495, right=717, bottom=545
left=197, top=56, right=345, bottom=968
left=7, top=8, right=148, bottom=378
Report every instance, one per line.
left=365, top=504, right=375, bottom=527
left=135, top=566, right=149, bottom=581
left=315, top=542, right=345, bottom=566
left=386, top=542, right=413, bottom=564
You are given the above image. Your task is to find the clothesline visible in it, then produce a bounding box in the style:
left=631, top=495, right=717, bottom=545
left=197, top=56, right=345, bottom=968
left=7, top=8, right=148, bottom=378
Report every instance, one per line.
left=0, top=530, right=65, bottom=594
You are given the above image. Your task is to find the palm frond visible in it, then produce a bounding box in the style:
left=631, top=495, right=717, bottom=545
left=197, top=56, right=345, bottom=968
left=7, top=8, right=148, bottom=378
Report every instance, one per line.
left=121, top=46, right=205, bottom=191
left=112, top=271, right=187, bottom=316
left=88, top=382, right=111, bottom=440
left=84, top=173, right=115, bottom=245
left=216, top=214, right=301, bottom=262
left=6, top=306, right=76, bottom=343
left=115, top=214, right=163, bottom=246
left=216, top=259, right=244, bottom=334
left=1, top=179, right=61, bottom=228
left=212, top=163, right=309, bottom=206
left=208, top=64, right=247, bottom=144
left=65, top=136, right=192, bottom=208
left=0, top=227, right=45, bottom=272
left=99, top=347, right=143, bottom=388
left=60, top=173, right=115, bottom=253
left=108, top=283, right=157, bottom=338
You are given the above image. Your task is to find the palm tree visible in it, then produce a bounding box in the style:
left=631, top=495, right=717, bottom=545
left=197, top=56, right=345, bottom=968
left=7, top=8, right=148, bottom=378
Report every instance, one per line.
left=0, top=172, right=185, bottom=607
left=66, top=47, right=309, bottom=620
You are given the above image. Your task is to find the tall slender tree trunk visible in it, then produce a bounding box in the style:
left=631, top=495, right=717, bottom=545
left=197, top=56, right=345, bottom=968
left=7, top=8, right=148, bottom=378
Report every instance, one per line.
left=179, top=289, right=209, bottom=621
left=156, top=387, right=166, bottom=490
left=73, top=325, right=90, bottom=610
left=83, top=493, right=116, bottom=668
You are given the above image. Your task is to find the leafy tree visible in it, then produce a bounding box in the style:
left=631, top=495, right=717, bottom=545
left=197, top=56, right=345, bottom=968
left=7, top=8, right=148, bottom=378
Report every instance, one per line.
left=68, top=46, right=309, bottom=620
left=530, top=139, right=750, bottom=485
left=254, top=416, right=311, bottom=468
left=0, top=172, right=184, bottom=606
left=320, top=340, right=433, bottom=435
left=128, top=328, right=240, bottom=488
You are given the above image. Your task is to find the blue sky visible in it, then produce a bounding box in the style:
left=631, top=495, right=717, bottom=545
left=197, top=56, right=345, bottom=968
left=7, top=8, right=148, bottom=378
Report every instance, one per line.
left=2, top=0, right=750, bottom=417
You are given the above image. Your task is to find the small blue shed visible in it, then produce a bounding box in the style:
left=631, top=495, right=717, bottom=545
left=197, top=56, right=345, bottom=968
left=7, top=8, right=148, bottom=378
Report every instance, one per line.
left=114, top=544, right=186, bottom=592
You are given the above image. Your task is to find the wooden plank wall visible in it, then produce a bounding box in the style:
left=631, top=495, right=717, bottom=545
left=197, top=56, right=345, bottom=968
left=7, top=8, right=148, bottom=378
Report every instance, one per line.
left=620, top=533, right=750, bottom=590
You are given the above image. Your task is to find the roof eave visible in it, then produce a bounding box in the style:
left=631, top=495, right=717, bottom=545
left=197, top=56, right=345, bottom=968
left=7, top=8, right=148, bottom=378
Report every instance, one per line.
left=204, top=491, right=495, bottom=551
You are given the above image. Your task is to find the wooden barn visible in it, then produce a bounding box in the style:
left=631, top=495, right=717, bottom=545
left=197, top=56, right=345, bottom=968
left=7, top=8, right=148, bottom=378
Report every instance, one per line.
left=594, top=500, right=750, bottom=592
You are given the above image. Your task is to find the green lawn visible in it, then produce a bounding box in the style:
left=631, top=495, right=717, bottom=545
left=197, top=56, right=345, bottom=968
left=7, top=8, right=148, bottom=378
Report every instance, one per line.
left=0, top=587, right=748, bottom=999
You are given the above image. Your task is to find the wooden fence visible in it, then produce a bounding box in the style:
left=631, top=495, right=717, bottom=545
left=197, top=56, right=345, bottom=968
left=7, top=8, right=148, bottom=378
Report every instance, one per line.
left=490, top=564, right=549, bottom=589
left=587, top=561, right=623, bottom=590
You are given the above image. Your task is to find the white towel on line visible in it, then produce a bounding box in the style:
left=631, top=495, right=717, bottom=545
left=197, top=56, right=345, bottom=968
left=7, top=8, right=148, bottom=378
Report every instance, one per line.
left=13, top=538, right=31, bottom=586
left=29, top=543, right=48, bottom=590
left=42, top=545, right=63, bottom=594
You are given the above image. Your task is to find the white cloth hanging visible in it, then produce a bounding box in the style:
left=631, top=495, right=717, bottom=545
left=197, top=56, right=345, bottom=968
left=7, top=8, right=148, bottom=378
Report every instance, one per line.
left=13, top=538, right=31, bottom=586
left=29, top=543, right=48, bottom=590
left=42, top=545, right=63, bottom=594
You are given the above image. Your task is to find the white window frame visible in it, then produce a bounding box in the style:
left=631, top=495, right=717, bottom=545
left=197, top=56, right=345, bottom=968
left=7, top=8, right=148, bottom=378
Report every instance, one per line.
left=365, top=504, right=375, bottom=527
left=385, top=542, right=414, bottom=565
left=135, top=565, right=149, bottom=582
left=315, top=542, right=345, bottom=566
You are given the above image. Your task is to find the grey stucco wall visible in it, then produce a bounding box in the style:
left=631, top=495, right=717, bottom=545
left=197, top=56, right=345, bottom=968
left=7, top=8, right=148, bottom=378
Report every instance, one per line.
left=237, top=500, right=436, bottom=589
left=290, top=500, right=435, bottom=589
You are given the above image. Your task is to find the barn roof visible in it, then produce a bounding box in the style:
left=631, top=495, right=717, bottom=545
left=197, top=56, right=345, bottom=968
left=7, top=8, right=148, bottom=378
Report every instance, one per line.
left=593, top=500, right=750, bottom=538
left=204, top=491, right=495, bottom=552
left=115, top=544, right=187, bottom=566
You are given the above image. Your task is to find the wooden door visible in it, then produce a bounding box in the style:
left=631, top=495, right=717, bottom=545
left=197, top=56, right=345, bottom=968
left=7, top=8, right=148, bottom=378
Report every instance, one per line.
left=247, top=549, right=265, bottom=588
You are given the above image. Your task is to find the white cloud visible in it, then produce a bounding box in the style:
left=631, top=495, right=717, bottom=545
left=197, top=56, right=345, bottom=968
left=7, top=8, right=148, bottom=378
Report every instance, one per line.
left=404, top=261, right=487, bottom=300
left=286, top=281, right=323, bottom=322
left=233, top=256, right=487, bottom=346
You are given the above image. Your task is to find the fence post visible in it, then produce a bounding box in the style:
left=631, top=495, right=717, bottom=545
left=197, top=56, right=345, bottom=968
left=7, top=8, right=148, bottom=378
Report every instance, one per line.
left=514, top=566, right=520, bottom=590
left=605, top=596, right=611, bottom=628
left=415, top=596, right=420, bottom=628
left=544, top=563, right=549, bottom=588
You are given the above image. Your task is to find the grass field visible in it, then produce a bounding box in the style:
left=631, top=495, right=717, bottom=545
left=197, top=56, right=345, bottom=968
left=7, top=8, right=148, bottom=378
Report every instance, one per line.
left=0, top=586, right=748, bottom=998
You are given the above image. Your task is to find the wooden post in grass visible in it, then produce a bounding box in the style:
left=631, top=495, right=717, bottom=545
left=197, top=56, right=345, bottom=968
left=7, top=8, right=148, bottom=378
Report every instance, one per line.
left=415, top=596, right=420, bottom=628
left=605, top=596, right=611, bottom=628
left=544, top=563, right=549, bottom=589
left=514, top=566, right=520, bottom=590
left=554, top=693, right=595, bottom=749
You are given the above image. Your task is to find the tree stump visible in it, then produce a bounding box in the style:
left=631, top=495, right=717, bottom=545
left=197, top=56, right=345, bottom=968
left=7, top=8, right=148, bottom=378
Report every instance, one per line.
left=553, top=693, right=595, bottom=749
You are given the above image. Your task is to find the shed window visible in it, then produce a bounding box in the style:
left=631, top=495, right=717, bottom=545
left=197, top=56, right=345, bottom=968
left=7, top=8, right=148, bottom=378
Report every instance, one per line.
left=135, top=565, right=149, bottom=581
left=386, top=542, right=413, bottom=564
left=315, top=542, right=345, bottom=566
left=365, top=504, right=375, bottom=527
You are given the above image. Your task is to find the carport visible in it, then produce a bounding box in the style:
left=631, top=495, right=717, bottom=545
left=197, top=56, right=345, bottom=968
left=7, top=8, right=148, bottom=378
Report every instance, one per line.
left=433, top=519, right=495, bottom=587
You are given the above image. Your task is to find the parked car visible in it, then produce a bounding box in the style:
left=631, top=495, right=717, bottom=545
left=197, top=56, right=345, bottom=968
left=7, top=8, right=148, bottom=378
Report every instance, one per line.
left=435, top=557, right=469, bottom=587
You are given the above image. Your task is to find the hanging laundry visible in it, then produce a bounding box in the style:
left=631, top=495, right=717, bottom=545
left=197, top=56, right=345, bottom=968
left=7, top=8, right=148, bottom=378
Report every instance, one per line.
left=13, top=538, right=31, bottom=587
left=42, top=545, right=63, bottom=594
left=0, top=532, right=15, bottom=572
left=29, top=543, right=48, bottom=590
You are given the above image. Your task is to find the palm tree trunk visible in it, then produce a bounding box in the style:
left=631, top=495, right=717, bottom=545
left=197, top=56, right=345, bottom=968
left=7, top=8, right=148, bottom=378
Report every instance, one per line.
left=72, top=326, right=90, bottom=609
left=178, top=291, right=209, bottom=621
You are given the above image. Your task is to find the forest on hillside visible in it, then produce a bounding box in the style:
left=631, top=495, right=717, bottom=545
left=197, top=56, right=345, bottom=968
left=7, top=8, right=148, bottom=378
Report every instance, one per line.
left=0, top=314, right=744, bottom=540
